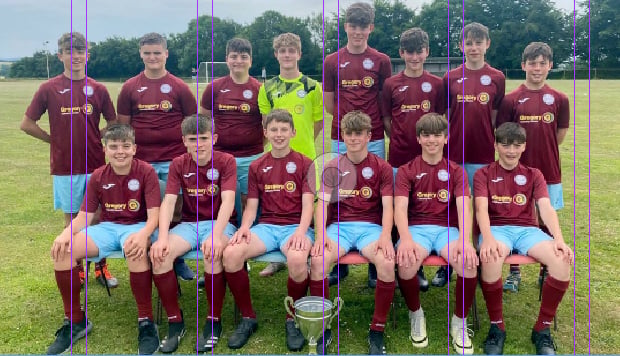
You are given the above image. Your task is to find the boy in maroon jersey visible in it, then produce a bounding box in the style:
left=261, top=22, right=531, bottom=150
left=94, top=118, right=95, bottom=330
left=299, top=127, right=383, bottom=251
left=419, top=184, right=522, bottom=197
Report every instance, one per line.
left=149, top=115, right=237, bottom=353
left=394, top=113, right=478, bottom=355
left=496, top=42, right=570, bottom=292
left=118, top=32, right=197, bottom=281
left=382, top=28, right=446, bottom=290
left=323, top=0, right=392, bottom=288
left=21, top=32, right=119, bottom=288
left=474, top=122, right=573, bottom=355
left=221, top=109, right=314, bottom=352
left=48, top=124, right=161, bottom=354
left=310, top=111, right=395, bottom=355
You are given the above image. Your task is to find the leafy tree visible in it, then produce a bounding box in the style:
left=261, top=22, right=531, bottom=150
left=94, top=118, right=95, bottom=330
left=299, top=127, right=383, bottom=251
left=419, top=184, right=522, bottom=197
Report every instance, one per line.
left=9, top=51, right=63, bottom=78
left=576, top=0, right=620, bottom=68
left=87, top=37, right=142, bottom=79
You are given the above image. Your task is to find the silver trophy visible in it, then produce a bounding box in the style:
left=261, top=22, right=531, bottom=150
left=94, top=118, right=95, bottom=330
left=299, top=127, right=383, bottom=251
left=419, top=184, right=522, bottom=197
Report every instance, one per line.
left=284, top=296, right=343, bottom=355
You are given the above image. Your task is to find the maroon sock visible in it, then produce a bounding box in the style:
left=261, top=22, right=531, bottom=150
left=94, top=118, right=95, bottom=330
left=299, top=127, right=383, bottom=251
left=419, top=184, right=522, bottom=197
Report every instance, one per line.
left=455, top=276, right=477, bottom=319
left=225, top=269, right=256, bottom=319
left=55, top=268, right=84, bottom=323
left=534, top=275, right=569, bottom=331
left=481, top=278, right=505, bottom=331
left=370, top=279, right=395, bottom=332
left=309, top=278, right=329, bottom=299
left=204, top=272, right=226, bottom=321
left=130, top=270, right=153, bottom=321
left=153, top=270, right=182, bottom=322
left=397, top=274, right=421, bottom=312
left=287, top=276, right=309, bottom=319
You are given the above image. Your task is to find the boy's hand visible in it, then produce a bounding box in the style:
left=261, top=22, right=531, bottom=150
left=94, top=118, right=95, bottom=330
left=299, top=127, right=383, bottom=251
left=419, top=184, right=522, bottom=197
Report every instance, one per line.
left=202, top=235, right=227, bottom=262
left=396, top=238, right=425, bottom=268
left=286, top=229, right=310, bottom=251
left=230, top=227, right=252, bottom=245
left=124, top=232, right=149, bottom=261
left=149, top=238, right=169, bottom=266
left=450, top=240, right=479, bottom=270
left=479, top=237, right=503, bottom=263
left=50, top=233, right=72, bottom=261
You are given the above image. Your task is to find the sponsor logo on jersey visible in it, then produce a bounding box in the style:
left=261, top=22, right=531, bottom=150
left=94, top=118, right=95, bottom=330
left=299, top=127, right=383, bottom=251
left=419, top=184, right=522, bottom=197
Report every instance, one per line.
left=362, top=167, right=374, bottom=179
left=514, top=174, right=527, bottom=186
left=362, top=76, right=374, bottom=88
left=416, top=191, right=437, bottom=200
left=206, top=183, right=219, bottom=196
left=480, top=75, right=491, bottom=86
left=491, top=177, right=503, bottom=183
left=83, top=85, right=94, bottom=96
left=297, top=90, right=307, bottom=98
left=242, top=89, right=253, bottom=99
left=82, top=104, right=93, bottom=114
left=457, top=77, right=467, bottom=83
left=340, top=61, right=351, bottom=68
left=285, top=181, right=296, bottom=192
left=478, top=92, right=490, bottom=104
left=294, top=104, right=304, bottom=114
left=220, top=89, right=231, bottom=93
left=128, top=179, right=140, bottom=191
left=543, top=93, right=555, bottom=105
left=421, top=82, right=432, bottom=93
left=262, top=166, right=273, bottom=173
left=102, top=183, right=116, bottom=190
left=206, top=168, right=219, bottom=180
left=456, top=94, right=478, bottom=103
left=421, top=100, right=431, bottom=112
left=491, top=195, right=512, bottom=204
left=160, top=84, right=172, bottom=93
left=415, top=173, right=427, bottom=180
left=362, top=58, right=374, bottom=70
left=437, top=189, right=450, bottom=202
left=137, top=86, right=148, bottom=92
left=239, top=103, right=250, bottom=113
left=437, top=169, right=449, bottom=182
left=160, top=100, right=172, bottom=112
left=60, top=106, right=83, bottom=115
left=513, top=193, right=527, bottom=205
left=518, top=97, right=530, bottom=104
left=542, top=112, right=555, bottom=123
left=286, top=162, right=297, bottom=174
left=340, top=171, right=351, bottom=177
left=128, top=199, right=140, bottom=212
left=360, top=186, right=372, bottom=198
left=399, top=85, right=409, bottom=92
left=58, top=88, right=70, bottom=94
left=183, top=173, right=196, bottom=178
left=104, top=202, right=125, bottom=211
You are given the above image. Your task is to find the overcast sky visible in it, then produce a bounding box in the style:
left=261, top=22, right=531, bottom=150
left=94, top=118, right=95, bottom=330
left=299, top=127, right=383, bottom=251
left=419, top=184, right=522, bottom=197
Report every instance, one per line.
left=1, top=0, right=579, bottom=58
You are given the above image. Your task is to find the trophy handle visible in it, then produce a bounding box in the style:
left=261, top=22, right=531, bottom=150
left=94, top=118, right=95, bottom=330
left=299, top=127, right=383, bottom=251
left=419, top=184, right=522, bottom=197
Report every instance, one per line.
left=284, top=296, right=295, bottom=319
left=327, top=297, right=344, bottom=327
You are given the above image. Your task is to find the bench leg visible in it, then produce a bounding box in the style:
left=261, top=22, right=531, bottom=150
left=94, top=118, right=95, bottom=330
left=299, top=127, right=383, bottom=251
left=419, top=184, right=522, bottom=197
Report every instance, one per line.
left=472, top=294, right=480, bottom=331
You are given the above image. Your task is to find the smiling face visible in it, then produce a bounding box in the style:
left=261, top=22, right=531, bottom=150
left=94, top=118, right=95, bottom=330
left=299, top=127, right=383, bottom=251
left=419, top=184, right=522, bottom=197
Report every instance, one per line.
left=58, top=46, right=89, bottom=77
left=417, top=131, right=447, bottom=157
left=495, top=141, right=526, bottom=170
left=400, top=47, right=428, bottom=75
left=104, top=139, right=136, bottom=171
left=522, top=55, right=552, bottom=87
left=264, top=120, right=295, bottom=151
left=345, top=23, right=373, bottom=52
left=183, top=132, right=217, bottom=165
left=274, top=46, right=300, bottom=71
left=226, top=50, right=251, bottom=77
left=140, top=43, right=168, bottom=73
left=459, top=35, right=490, bottom=67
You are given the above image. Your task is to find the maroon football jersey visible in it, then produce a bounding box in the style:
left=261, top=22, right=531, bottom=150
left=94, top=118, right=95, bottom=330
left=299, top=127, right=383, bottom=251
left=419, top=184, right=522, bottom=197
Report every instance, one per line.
left=381, top=71, right=445, bottom=167
left=395, top=157, right=469, bottom=227
left=321, top=153, right=393, bottom=225
left=166, top=151, right=237, bottom=223
left=81, top=159, right=160, bottom=225
left=247, top=150, right=313, bottom=225
left=444, top=64, right=505, bottom=164
left=25, top=75, right=116, bottom=175
left=200, top=76, right=263, bottom=157
left=324, top=47, right=392, bottom=141
left=474, top=162, right=548, bottom=227
left=496, top=84, right=570, bottom=184
left=117, top=72, right=197, bottom=163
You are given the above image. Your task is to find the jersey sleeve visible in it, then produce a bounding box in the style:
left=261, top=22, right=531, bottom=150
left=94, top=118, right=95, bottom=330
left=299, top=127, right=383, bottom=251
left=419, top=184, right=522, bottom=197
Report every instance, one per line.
left=116, top=82, right=133, bottom=116
left=379, top=161, right=394, bottom=197
left=165, top=158, right=183, bottom=195
left=394, top=165, right=412, bottom=197
left=557, top=94, right=570, bottom=129
left=473, top=167, right=489, bottom=198
left=82, top=171, right=101, bottom=213
left=301, top=156, right=313, bottom=194
left=178, top=82, right=198, bottom=116
left=24, top=84, right=49, bottom=121
left=99, top=86, right=117, bottom=122
left=257, top=84, right=271, bottom=115
left=246, top=162, right=259, bottom=199
left=453, top=165, right=471, bottom=197
left=312, top=83, right=324, bottom=123
left=532, top=169, right=550, bottom=200
left=200, top=83, right=214, bottom=111
left=323, top=55, right=336, bottom=92
left=143, top=165, right=162, bottom=209
left=220, top=155, right=237, bottom=192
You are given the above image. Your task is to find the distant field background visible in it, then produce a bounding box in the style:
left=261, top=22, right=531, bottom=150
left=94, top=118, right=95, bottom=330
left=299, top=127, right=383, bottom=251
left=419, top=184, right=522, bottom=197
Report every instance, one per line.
left=0, top=79, right=617, bottom=354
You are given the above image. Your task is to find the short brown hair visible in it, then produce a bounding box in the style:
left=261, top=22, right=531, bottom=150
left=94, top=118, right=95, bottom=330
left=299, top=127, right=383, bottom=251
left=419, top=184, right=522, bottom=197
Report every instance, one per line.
left=416, top=113, right=448, bottom=136
left=263, top=109, right=294, bottom=130
left=341, top=111, right=372, bottom=133
left=139, top=32, right=167, bottom=49
left=227, top=38, right=252, bottom=57
left=495, top=122, right=526, bottom=144
left=400, top=28, right=429, bottom=53
left=345, top=2, right=375, bottom=26
left=103, top=124, right=135, bottom=144
left=522, top=42, right=553, bottom=63
left=57, top=32, right=88, bottom=53
left=273, top=33, right=301, bottom=53
left=182, top=114, right=212, bottom=136
left=461, top=22, right=489, bottom=42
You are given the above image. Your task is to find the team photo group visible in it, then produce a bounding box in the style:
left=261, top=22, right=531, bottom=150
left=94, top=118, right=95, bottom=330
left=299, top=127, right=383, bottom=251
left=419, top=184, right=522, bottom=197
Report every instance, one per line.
left=22, top=2, right=575, bottom=355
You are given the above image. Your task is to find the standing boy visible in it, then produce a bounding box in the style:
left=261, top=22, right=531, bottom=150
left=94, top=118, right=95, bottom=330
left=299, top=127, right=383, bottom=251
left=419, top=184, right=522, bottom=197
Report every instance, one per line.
left=21, top=32, right=118, bottom=288
left=47, top=124, right=160, bottom=354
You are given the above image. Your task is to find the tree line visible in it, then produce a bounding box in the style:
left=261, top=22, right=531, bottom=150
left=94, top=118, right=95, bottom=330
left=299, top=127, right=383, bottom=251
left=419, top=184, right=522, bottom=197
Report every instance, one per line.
left=8, top=0, right=616, bottom=79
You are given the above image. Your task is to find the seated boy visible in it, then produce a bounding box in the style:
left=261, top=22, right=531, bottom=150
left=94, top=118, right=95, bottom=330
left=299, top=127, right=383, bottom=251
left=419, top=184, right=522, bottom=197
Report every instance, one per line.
left=48, top=124, right=160, bottom=354
left=310, top=111, right=395, bottom=355
left=475, top=122, right=573, bottom=355
left=222, top=109, right=314, bottom=351
left=149, top=115, right=237, bottom=353
left=393, top=113, right=478, bottom=355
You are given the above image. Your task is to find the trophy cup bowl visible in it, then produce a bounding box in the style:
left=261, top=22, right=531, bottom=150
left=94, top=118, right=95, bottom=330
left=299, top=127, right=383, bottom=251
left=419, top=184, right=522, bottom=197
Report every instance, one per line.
left=284, top=296, right=343, bottom=355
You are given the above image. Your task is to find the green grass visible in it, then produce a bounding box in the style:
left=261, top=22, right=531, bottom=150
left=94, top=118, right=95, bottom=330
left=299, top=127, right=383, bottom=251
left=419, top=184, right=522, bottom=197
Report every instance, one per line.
left=0, top=79, right=617, bottom=354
